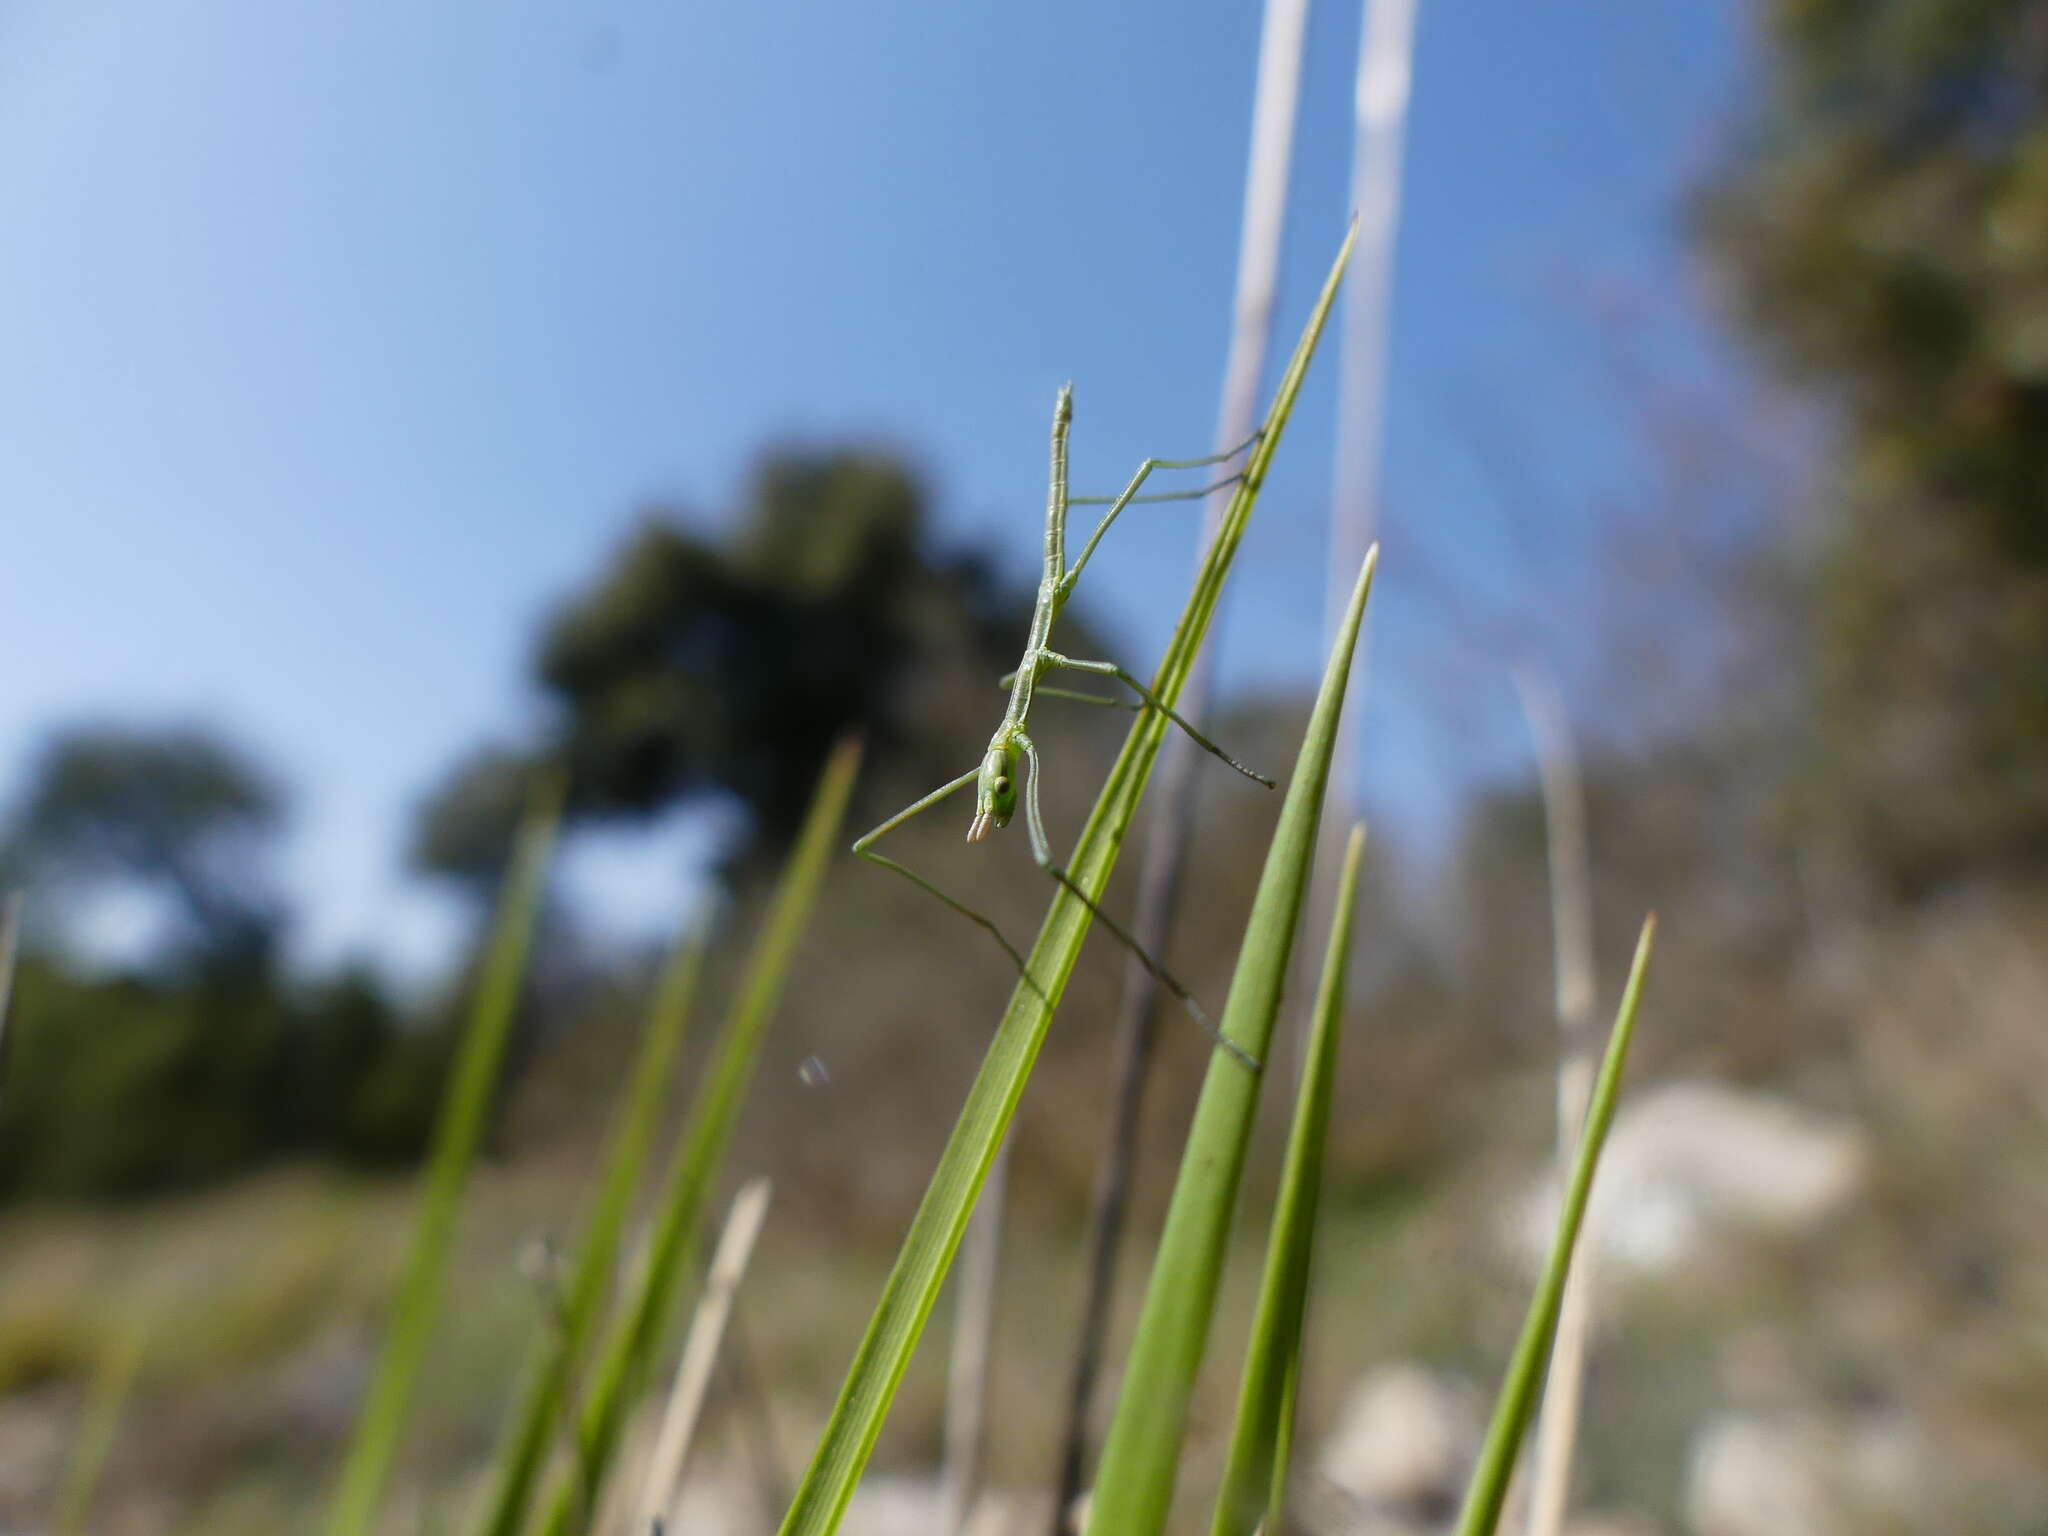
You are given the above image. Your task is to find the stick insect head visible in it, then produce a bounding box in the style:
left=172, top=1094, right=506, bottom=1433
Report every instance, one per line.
left=967, top=739, right=1021, bottom=843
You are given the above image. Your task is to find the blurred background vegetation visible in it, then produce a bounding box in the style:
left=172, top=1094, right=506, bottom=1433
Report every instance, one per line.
left=2, top=0, right=2046, bottom=1532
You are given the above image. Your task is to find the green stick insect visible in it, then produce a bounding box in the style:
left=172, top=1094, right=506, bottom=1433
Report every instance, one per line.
left=853, top=386, right=1272, bottom=1068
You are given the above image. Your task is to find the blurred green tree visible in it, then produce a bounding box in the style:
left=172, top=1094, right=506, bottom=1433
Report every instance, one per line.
left=0, top=956, right=436, bottom=1197
left=1701, top=0, right=2048, bottom=893
left=1, top=724, right=285, bottom=979
left=410, top=745, right=544, bottom=895
left=413, top=449, right=1034, bottom=893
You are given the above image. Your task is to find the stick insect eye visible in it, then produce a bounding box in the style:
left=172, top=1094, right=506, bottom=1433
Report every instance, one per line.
left=992, top=775, right=1011, bottom=796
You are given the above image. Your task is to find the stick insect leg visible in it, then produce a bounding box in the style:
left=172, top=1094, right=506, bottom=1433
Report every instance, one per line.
left=1042, top=653, right=1276, bottom=788
left=1034, top=687, right=1140, bottom=709
left=1058, top=430, right=1265, bottom=599
left=1067, top=472, right=1246, bottom=509
left=994, top=670, right=1138, bottom=710
left=852, top=768, right=1044, bottom=997
left=1152, top=430, right=1263, bottom=472
left=1013, top=732, right=1260, bottom=1074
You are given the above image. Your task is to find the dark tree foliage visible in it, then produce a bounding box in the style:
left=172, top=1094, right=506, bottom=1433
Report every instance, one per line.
left=539, top=453, right=922, bottom=839
left=409, top=746, right=544, bottom=893
left=414, top=449, right=1033, bottom=890
left=2, top=725, right=286, bottom=979
left=1700, top=0, right=2048, bottom=893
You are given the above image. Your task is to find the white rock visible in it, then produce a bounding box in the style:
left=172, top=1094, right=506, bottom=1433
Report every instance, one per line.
left=667, top=1472, right=766, bottom=1533
left=0, top=1388, right=73, bottom=1510
left=836, top=1475, right=943, bottom=1535
left=1317, top=1364, right=1483, bottom=1512
left=1515, top=1079, right=1866, bottom=1273
left=1567, top=1518, right=1661, bottom=1536
left=835, top=1475, right=1045, bottom=1536
left=1683, top=1410, right=1937, bottom=1536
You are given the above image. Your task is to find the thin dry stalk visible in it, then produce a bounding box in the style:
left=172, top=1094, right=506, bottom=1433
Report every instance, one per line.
left=0, top=893, right=21, bottom=1085
left=941, top=1137, right=1012, bottom=1535
left=635, top=1178, right=774, bottom=1535
left=1047, top=2, right=1311, bottom=1526
left=1300, top=0, right=1419, bottom=1093
left=1321, top=0, right=1419, bottom=779
left=1513, top=663, right=1600, bottom=1536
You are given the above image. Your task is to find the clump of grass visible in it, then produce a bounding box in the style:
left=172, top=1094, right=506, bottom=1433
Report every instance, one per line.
left=318, top=734, right=859, bottom=1536
left=1209, top=822, right=1367, bottom=1536
left=1086, top=546, right=1378, bottom=1536
left=529, top=734, right=860, bottom=1535
left=10, top=227, right=1679, bottom=1536
left=745, top=287, right=1659, bottom=1535
left=1452, top=914, right=1657, bottom=1536
left=325, top=771, right=566, bottom=1536
left=471, top=924, right=710, bottom=1535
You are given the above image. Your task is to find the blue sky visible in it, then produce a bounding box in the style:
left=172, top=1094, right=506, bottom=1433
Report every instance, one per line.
left=0, top=1, right=1750, bottom=979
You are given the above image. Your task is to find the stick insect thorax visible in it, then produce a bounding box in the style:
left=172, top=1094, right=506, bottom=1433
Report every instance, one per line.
left=967, top=383, right=1074, bottom=845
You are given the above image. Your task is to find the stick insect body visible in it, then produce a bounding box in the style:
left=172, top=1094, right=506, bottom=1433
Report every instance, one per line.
left=853, top=385, right=1271, bottom=1070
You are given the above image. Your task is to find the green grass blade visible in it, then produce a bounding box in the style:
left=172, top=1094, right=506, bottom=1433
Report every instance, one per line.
left=1451, top=914, right=1658, bottom=1536
left=325, top=772, right=567, bottom=1536
left=469, top=926, right=710, bottom=1536
left=1087, top=544, right=1378, bottom=1536
left=1209, top=821, right=1367, bottom=1536
left=54, top=1321, right=145, bottom=1536
left=776, top=221, right=1359, bottom=1536
left=533, top=733, right=863, bottom=1536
